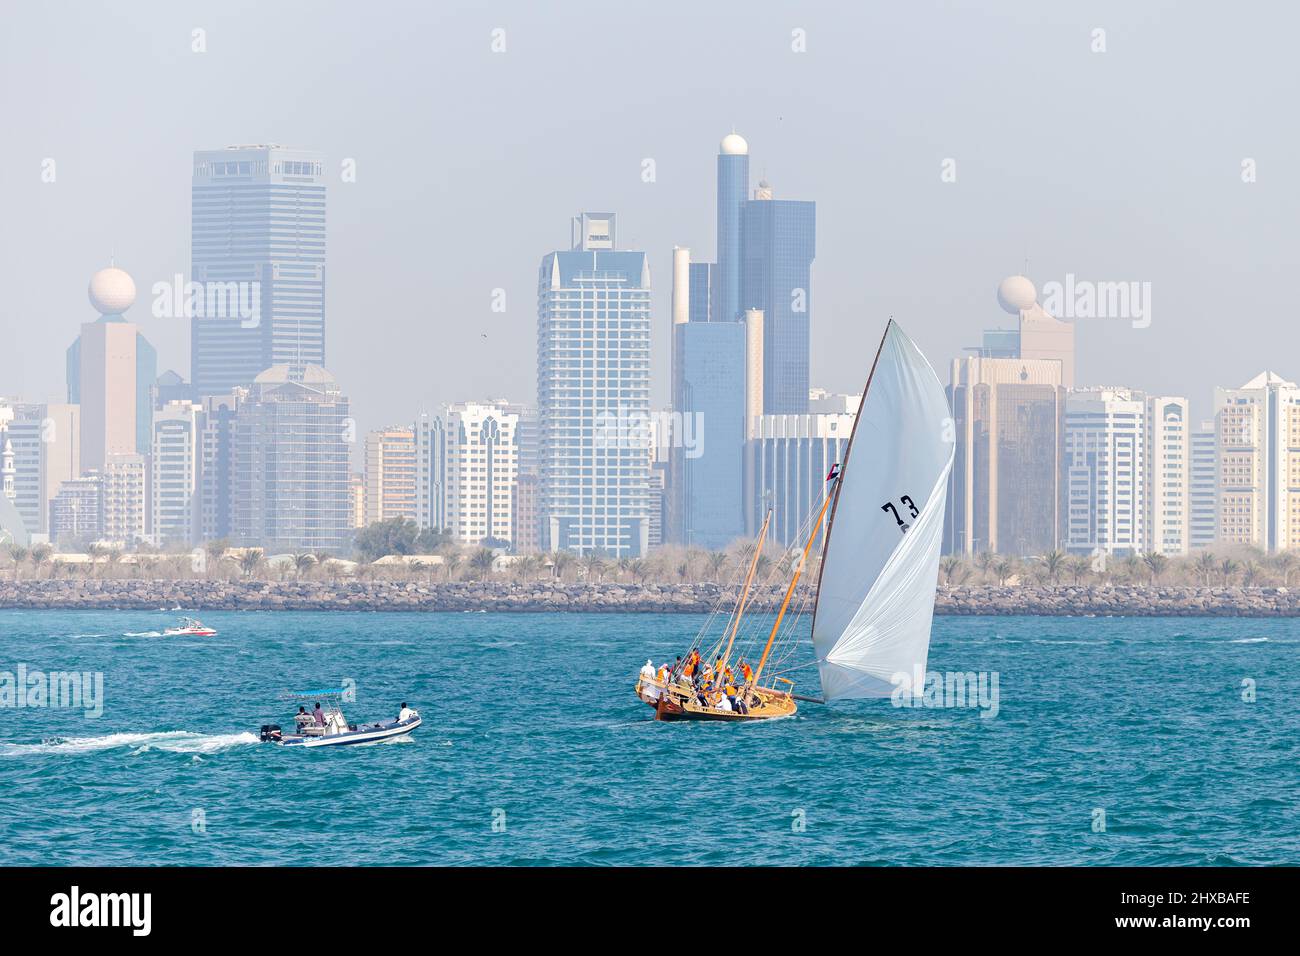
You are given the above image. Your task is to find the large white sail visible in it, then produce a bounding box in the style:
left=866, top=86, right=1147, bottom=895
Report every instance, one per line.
left=811, top=321, right=955, bottom=700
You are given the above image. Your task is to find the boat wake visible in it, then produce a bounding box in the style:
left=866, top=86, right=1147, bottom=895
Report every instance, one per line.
left=122, top=630, right=164, bottom=638
left=0, top=730, right=260, bottom=757
left=1228, top=637, right=1269, bottom=644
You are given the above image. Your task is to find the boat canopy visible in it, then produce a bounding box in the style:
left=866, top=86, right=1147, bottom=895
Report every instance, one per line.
left=810, top=321, right=955, bottom=700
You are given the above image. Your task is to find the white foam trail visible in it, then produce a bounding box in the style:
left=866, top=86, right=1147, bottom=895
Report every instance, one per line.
left=0, top=730, right=259, bottom=757
left=122, top=631, right=164, bottom=638
left=1229, top=637, right=1269, bottom=644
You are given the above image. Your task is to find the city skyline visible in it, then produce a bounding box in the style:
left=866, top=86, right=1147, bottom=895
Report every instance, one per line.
left=4, top=1, right=1297, bottom=441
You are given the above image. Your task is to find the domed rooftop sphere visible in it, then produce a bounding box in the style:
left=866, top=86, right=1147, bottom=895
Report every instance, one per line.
left=720, top=132, right=749, bottom=156
left=88, top=266, right=137, bottom=315
left=996, top=275, right=1037, bottom=314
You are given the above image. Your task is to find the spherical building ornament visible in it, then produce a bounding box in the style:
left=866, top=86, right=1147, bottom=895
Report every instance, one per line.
left=996, top=275, right=1036, bottom=314
left=720, top=132, right=749, bottom=156
left=88, top=266, right=137, bottom=315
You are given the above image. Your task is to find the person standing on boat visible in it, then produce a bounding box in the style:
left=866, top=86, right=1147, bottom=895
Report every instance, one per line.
left=398, top=702, right=415, bottom=721
left=313, top=701, right=325, bottom=726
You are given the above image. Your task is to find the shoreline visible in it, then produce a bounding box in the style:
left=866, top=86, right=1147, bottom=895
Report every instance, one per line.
left=1, top=580, right=1299, bottom=616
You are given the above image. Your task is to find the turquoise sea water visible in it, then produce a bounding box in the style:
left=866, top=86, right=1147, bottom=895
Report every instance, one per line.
left=0, top=609, right=1295, bottom=866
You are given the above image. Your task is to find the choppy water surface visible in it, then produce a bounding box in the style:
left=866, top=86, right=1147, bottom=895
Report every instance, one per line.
left=0, top=610, right=1295, bottom=865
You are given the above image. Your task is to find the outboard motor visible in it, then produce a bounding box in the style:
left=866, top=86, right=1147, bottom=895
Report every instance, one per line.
left=259, top=724, right=282, bottom=742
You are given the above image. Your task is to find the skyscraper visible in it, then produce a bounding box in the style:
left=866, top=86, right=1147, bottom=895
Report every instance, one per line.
left=1189, top=419, right=1218, bottom=550
left=1064, top=387, right=1146, bottom=557
left=445, top=401, right=519, bottom=547
left=715, top=134, right=749, bottom=324
left=670, top=247, right=746, bottom=549
left=537, top=213, right=652, bottom=557
left=414, top=411, right=447, bottom=532
left=741, top=188, right=816, bottom=413
left=150, top=400, right=203, bottom=546
left=191, top=146, right=326, bottom=395
left=0, top=402, right=79, bottom=537
left=946, top=356, right=1065, bottom=556
left=68, top=265, right=156, bottom=470
left=364, top=426, right=417, bottom=525
left=747, top=410, right=853, bottom=548
left=1143, top=395, right=1190, bottom=556
left=230, top=365, right=351, bottom=554
left=1213, top=371, right=1300, bottom=552
left=101, top=454, right=147, bottom=545
left=197, top=389, right=243, bottom=544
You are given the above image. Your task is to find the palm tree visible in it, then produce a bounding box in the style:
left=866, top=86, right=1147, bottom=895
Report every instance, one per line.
left=238, top=548, right=265, bottom=579
left=580, top=552, right=607, bottom=583
left=974, top=551, right=996, bottom=584
left=85, top=543, right=105, bottom=579
left=628, top=558, right=649, bottom=584
left=1242, top=560, right=1264, bottom=587
left=512, top=555, right=539, bottom=583
left=1219, top=558, right=1239, bottom=586
left=1065, top=554, right=1093, bottom=585
left=939, top=554, right=964, bottom=586
left=1194, top=551, right=1217, bottom=586
left=468, top=547, right=496, bottom=580
left=1040, top=549, right=1066, bottom=584
left=292, top=552, right=317, bottom=579
left=105, top=548, right=123, bottom=579
left=1119, top=553, right=1142, bottom=585
left=992, top=557, right=1015, bottom=586
left=705, top=551, right=728, bottom=583
left=29, top=542, right=53, bottom=577
left=1143, top=551, right=1169, bottom=585
left=7, top=545, right=29, bottom=581
left=549, top=550, right=574, bottom=582
left=1270, top=550, right=1297, bottom=587
left=204, top=539, right=228, bottom=578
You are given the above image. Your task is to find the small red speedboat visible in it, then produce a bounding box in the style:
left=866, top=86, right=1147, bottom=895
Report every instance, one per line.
left=163, top=617, right=217, bottom=637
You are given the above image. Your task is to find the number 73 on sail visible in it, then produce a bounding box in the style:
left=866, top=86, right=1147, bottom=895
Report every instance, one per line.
left=635, top=320, right=956, bottom=721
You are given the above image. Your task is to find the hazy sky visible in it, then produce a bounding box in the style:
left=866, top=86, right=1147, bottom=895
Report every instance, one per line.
left=2, top=0, right=1297, bottom=437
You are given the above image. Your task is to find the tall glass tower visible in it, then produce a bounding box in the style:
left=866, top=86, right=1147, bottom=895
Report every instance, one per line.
left=191, top=146, right=326, bottom=395
left=715, top=134, right=750, bottom=323
left=741, top=196, right=816, bottom=413
left=537, top=213, right=652, bottom=557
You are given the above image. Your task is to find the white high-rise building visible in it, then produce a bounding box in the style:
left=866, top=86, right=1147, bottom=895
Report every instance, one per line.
left=1064, top=388, right=1145, bottom=556
left=747, top=411, right=854, bottom=548
left=445, top=402, right=519, bottom=547
left=1214, top=371, right=1300, bottom=552
left=364, top=426, right=417, bottom=525
left=537, top=213, right=652, bottom=556
left=101, top=454, right=147, bottom=545
left=1143, top=395, right=1190, bottom=556
left=150, top=401, right=203, bottom=546
left=0, top=403, right=80, bottom=537
left=1189, top=419, right=1218, bottom=550
left=414, top=410, right=447, bottom=532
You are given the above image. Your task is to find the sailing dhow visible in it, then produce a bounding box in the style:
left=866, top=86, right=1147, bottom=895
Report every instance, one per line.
left=634, top=320, right=955, bottom=720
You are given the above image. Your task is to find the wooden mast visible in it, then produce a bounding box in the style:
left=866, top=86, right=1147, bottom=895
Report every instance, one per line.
left=751, top=485, right=836, bottom=691
left=718, top=510, right=771, bottom=675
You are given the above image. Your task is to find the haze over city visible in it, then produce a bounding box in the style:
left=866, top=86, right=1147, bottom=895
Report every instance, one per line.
left=3, top=0, right=1297, bottom=438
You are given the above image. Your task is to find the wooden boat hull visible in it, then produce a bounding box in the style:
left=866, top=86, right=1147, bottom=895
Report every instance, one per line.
left=637, top=679, right=797, bottom=722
